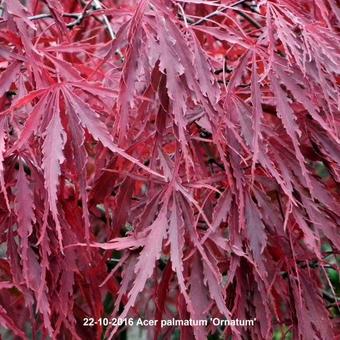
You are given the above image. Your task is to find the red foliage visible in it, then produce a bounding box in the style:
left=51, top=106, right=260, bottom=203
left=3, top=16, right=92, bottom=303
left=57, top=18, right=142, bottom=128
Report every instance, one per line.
left=0, top=0, right=339, bottom=339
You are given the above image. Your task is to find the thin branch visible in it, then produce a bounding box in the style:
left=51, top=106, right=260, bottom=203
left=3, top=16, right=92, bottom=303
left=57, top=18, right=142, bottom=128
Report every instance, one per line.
left=323, top=290, right=340, bottom=303
left=82, top=0, right=124, bottom=61
left=28, top=12, right=81, bottom=21
left=179, top=0, right=261, bottom=29
left=29, top=2, right=114, bottom=38
left=92, top=0, right=116, bottom=40
left=190, top=0, right=248, bottom=26
left=66, top=2, right=94, bottom=28
left=214, top=66, right=232, bottom=74
left=177, top=3, right=189, bottom=28
left=235, top=9, right=261, bottom=29
left=28, top=0, right=124, bottom=61
left=327, top=302, right=340, bottom=309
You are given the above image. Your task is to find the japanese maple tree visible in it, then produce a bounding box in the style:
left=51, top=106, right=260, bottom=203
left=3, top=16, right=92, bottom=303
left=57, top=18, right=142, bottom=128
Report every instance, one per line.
left=0, top=0, right=339, bottom=339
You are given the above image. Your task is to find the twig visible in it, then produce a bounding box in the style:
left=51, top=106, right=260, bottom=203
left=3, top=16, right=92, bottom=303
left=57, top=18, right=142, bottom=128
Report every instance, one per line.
left=92, top=0, right=116, bottom=39
left=180, top=0, right=261, bottom=29
left=28, top=0, right=124, bottom=61
left=177, top=3, right=189, bottom=28
left=323, top=290, right=339, bottom=303
left=83, top=0, right=124, bottom=61
left=29, top=2, right=115, bottom=37
left=243, top=1, right=261, bottom=14
left=214, top=66, right=232, bottom=75
left=66, top=2, right=93, bottom=28
left=234, top=9, right=261, bottom=29
left=29, top=12, right=82, bottom=21
left=190, top=0, right=248, bottom=26
left=326, top=301, right=340, bottom=309
left=29, top=10, right=99, bottom=28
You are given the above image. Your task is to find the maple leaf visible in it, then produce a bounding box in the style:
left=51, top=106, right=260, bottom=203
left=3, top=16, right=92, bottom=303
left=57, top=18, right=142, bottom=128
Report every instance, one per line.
left=42, top=89, right=66, bottom=251
left=14, top=160, right=36, bottom=286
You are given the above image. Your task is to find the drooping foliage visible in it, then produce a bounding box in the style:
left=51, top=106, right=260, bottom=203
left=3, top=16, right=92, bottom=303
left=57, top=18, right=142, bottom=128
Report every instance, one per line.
left=0, top=0, right=339, bottom=339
